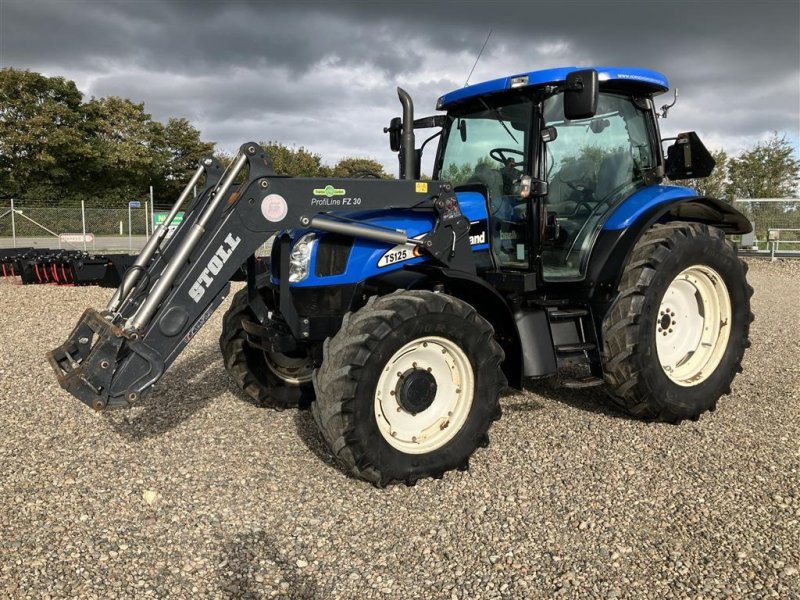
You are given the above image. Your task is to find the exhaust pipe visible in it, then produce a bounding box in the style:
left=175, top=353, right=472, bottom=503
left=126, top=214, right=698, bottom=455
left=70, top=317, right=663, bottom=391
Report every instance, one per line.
left=397, top=87, right=416, bottom=180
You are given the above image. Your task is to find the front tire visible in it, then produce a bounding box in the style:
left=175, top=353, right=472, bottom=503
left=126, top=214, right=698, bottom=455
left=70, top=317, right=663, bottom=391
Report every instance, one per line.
left=311, top=290, right=505, bottom=486
left=602, top=222, right=753, bottom=422
left=220, top=288, right=314, bottom=409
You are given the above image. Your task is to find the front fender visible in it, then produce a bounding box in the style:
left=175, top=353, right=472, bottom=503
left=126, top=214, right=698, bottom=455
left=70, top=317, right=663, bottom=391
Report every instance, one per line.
left=400, top=265, right=527, bottom=389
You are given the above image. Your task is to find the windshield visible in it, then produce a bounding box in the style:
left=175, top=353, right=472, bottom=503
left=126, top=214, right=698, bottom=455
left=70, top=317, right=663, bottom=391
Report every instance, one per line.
left=438, top=98, right=533, bottom=270
left=438, top=98, right=532, bottom=189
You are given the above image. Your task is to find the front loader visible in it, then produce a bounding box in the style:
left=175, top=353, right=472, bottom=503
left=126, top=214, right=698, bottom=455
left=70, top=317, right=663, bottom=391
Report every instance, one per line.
left=50, top=66, right=753, bottom=486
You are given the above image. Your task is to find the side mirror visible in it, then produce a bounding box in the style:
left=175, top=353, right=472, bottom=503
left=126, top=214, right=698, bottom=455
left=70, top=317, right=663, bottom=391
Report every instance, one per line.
left=564, top=69, right=598, bottom=120
left=458, top=119, right=467, bottom=142
left=664, top=132, right=715, bottom=179
left=385, top=117, right=402, bottom=152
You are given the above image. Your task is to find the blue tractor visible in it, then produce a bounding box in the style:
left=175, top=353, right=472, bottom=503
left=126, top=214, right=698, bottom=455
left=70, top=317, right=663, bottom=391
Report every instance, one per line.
left=50, top=66, right=753, bottom=486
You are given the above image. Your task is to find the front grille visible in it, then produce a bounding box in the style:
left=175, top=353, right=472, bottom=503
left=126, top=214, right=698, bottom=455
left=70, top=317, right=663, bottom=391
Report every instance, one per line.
left=315, top=234, right=353, bottom=277
left=292, top=285, right=357, bottom=316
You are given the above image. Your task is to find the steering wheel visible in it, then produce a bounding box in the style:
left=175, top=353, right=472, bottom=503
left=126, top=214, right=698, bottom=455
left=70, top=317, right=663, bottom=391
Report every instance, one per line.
left=490, top=148, right=526, bottom=168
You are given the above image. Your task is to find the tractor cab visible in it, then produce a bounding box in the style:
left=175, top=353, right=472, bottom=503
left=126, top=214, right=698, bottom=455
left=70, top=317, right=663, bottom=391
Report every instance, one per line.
left=430, top=67, right=697, bottom=283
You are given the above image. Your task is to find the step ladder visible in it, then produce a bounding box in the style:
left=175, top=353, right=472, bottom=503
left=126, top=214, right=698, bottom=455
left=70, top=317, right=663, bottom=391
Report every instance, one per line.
left=547, top=306, right=605, bottom=389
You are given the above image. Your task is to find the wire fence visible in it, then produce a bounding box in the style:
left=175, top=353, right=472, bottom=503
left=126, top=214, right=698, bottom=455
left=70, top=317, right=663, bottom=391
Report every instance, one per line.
left=0, top=200, right=175, bottom=252
left=732, top=199, right=800, bottom=253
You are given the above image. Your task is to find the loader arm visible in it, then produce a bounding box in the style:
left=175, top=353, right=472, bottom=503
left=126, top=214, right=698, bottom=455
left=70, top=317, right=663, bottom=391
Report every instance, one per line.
left=48, top=142, right=473, bottom=410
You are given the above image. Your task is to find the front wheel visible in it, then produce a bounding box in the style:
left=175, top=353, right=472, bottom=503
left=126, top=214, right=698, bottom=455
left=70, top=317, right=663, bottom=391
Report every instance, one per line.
left=311, top=290, right=505, bottom=486
left=602, top=222, right=753, bottom=422
left=220, top=288, right=314, bottom=409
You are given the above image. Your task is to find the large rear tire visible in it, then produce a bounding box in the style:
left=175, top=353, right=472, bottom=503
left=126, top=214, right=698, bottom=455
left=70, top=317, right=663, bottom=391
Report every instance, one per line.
left=601, top=222, right=753, bottom=422
left=311, top=290, right=505, bottom=486
left=220, top=288, right=314, bottom=409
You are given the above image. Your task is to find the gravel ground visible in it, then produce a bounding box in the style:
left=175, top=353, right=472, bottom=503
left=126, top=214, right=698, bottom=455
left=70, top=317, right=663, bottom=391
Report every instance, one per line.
left=0, top=258, right=798, bottom=599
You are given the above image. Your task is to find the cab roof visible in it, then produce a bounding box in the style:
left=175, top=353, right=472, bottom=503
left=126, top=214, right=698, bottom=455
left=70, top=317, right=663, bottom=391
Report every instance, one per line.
left=437, top=66, right=669, bottom=110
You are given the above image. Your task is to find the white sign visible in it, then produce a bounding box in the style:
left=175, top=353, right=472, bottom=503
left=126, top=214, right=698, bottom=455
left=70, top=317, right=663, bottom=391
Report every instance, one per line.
left=59, top=233, right=95, bottom=244
left=129, top=201, right=141, bottom=208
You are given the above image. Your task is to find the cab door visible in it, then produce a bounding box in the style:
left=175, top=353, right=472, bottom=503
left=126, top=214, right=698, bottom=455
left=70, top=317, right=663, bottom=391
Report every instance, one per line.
left=539, top=92, right=658, bottom=281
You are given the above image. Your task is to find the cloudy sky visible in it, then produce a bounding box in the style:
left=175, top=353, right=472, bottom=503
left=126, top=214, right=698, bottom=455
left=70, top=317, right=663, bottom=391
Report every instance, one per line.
left=1, top=0, right=798, bottom=174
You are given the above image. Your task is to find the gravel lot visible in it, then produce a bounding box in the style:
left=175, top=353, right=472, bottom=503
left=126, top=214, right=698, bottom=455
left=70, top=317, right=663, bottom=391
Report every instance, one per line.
left=1, top=258, right=798, bottom=599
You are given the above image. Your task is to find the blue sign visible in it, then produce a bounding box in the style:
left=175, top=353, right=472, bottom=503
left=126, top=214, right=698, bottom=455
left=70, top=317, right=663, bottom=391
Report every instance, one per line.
left=128, top=201, right=141, bottom=208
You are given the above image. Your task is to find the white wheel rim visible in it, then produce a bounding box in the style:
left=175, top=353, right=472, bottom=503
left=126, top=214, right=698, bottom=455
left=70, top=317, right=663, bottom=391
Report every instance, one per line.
left=263, top=350, right=313, bottom=385
left=656, top=265, right=732, bottom=386
left=374, top=336, right=474, bottom=454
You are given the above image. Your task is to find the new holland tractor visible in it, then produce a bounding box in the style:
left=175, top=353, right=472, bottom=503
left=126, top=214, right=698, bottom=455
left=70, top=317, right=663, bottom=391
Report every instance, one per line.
left=49, top=66, right=753, bottom=486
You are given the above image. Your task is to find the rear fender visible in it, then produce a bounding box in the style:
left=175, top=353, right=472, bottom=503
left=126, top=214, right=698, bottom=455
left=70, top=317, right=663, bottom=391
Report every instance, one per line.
left=588, top=195, right=752, bottom=315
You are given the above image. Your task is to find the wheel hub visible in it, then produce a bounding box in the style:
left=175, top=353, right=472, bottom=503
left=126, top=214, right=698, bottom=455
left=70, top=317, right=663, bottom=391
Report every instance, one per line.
left=395, top=369, right=438, bottom=415
left=374, top=336, right=474, bottom=454
left=655, top=265, right=732, bottom=386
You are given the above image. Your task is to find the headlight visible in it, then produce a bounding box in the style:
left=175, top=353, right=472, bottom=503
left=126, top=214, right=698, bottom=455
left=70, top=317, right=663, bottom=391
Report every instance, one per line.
left=288, top=233, right=317, bottom=282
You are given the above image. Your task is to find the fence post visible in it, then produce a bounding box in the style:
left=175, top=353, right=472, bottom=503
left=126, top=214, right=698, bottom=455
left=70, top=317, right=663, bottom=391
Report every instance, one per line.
left=81, top=200, right=88, bottom=252
left=149, top=185, right=154, bottom=237
left=10, top=198, right=16, bottom=248
left=128, top=204, right=132, bottom=252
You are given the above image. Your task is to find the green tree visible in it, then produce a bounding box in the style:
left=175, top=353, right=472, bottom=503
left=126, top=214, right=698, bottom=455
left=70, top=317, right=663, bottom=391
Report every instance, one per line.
left=332, top=157, right=390, bottom=179
left=726, top=134, right=800, bottom=244
left=0, top=67, right=217, bottom=205
left=727, top=133, right=799, bottom=199
left=82, top=96, right=162, bottom=200
left=259, top=141, right=331, bottom=177
left=152, top=117, right=215, bottom=200
left=0, top=68, right=89, bottom=200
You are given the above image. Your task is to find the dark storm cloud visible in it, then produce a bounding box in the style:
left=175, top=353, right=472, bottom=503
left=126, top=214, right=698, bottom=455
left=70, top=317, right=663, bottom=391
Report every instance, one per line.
left=1, top=0, right=798, bottom=169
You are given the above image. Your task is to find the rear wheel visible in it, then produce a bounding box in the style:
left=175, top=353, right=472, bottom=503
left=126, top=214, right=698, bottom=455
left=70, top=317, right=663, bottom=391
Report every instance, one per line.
left=602, top=222, right=753, bottom=422
left=312, top=290, right=505, bottom=486
left=220, top=288, right=314, bottom=409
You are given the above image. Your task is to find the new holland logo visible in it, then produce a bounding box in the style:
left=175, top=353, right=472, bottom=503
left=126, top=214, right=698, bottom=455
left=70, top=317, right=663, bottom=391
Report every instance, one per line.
left=188, top=232, right=242, bottom=303
left=312, top=185, right=346, bottom=198
left=469, top=230, right=486, bottom=245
